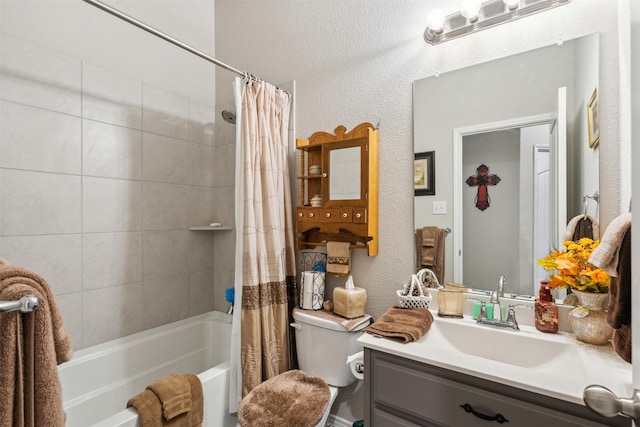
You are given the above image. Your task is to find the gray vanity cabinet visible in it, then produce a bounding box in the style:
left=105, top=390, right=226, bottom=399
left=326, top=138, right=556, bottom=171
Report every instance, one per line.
left=364, top=349, right=630, bottom=427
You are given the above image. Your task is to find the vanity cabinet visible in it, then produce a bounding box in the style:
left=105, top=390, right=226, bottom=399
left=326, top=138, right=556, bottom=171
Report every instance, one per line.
left=364, top=349, right=630, bottom=427
left=296, top=123, right=378, bottom=255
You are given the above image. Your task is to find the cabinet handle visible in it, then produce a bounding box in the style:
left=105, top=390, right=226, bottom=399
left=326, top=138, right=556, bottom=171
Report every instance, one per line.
left=325, top=213, right=331, bottom=218
left=355, top=213, right=362, bottom=219
left=460, top=403, right=509, bottom=424
left=322, top=173, right=327, bottom=178
left=342, top=213, right=348, bottom=218
left=309, top=213, right=314, bottom=218
left=298, top=212, right=303, bottom=217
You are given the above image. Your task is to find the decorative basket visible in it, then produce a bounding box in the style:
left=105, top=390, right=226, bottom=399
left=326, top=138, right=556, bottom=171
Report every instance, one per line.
left=396, top=274, right=432, bottom=309
left=417, top=268, right=440, bottom=288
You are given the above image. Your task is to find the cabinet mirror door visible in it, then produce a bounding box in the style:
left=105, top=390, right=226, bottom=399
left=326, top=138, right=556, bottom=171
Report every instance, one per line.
left=323, top=138, right=368, bottom=206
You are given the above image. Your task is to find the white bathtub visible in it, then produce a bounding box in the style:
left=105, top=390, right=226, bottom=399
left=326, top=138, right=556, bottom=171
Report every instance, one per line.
left=58, top=311, right=236, bottom=427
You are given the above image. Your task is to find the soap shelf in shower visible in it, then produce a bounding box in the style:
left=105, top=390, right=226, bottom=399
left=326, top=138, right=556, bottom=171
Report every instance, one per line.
left=189, top=226, right=233, bottom=231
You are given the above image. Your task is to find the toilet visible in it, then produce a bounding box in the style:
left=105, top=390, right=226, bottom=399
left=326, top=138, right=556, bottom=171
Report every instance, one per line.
left=291, top=309, right=371, bottom=427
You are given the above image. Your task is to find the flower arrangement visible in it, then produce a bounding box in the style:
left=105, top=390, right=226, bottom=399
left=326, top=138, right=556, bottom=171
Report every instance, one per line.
left=537, top=238, right=610, bottom=293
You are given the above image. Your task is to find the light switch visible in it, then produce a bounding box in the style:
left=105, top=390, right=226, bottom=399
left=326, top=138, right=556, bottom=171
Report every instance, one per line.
left=432, top=201, right=447, bottom=215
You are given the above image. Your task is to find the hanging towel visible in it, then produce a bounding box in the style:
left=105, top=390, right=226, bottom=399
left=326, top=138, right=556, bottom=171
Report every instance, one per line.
left=416, top=227, right=445, bottom=284
left=127, top=373, right=203, bottom=427
left=589, top=213, right=631, bottom=277
left=0, top=262, right=73, bottom=427
left=562, top=214, right=600, bottom=242
left=364, top=306, right=433, bottom=343
left=326, top=241, right=351, bottom=276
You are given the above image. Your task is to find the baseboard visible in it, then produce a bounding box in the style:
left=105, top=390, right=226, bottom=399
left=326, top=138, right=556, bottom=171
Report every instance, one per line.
left=325, top=414, right=358, bottom=427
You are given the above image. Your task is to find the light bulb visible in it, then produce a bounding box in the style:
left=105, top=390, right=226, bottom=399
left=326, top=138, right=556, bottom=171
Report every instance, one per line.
left=427, top=9, right=446, bottom=33
left=461, top=0, right=481, bottom=21
left=503, top=0, right=519, bottom=9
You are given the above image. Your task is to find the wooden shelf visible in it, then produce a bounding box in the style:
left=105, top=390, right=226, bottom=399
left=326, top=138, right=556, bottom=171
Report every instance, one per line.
left=189, top=226, right=233, bottom=231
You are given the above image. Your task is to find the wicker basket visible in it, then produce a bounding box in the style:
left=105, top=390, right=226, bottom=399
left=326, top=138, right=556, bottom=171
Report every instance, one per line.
left=396, top=274, right=432, bottom=309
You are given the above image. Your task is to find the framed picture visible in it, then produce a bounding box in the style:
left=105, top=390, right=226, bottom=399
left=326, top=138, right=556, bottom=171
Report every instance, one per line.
left=414, top=151, right=435, bottom=196
left=587, top=87, right=599, bottom=149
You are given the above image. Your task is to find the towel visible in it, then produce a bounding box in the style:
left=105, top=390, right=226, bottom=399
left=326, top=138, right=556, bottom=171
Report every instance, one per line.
left=293, top=307, right=371, bottom=331
left=416, top=227, right=445, bottom=284
left=562, top=214, right=600, bottom=242
left=127, top=373, right=203, bottom=427
left=326, top=241, right=350, bottom=276
left=147, top=374, right=192, bottom=420
left=364, top=306, right=433, bottom=343
left=589, top=213, right=632, bottom=277
left=0, top=262, right=73, bottom=427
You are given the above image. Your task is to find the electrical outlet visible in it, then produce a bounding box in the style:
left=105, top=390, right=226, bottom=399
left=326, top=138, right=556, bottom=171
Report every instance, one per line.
left=432, top=201, right=447, bottom=215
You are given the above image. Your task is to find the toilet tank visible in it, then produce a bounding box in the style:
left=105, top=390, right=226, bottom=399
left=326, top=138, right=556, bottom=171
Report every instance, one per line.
left=292, top=309, right=370, bottom=387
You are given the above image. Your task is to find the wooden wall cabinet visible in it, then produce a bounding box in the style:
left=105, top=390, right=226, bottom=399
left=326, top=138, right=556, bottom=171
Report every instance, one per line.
left=296, top=122, right=378, bottom=256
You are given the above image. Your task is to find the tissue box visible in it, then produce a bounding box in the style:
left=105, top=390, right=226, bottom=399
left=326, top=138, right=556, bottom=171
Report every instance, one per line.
left=333, top=287, right=367, bottom=319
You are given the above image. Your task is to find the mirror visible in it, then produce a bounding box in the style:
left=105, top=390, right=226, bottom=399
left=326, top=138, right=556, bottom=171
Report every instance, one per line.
left=413, top=34, right=600, bottom=296
left=329, top=146, right=361, bottom=200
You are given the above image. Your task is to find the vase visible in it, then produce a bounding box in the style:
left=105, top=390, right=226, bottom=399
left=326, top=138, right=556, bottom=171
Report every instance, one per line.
left=568, top=289, right=613, bottom=345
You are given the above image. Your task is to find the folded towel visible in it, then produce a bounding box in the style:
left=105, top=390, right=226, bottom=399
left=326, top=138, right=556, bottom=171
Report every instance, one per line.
left=127, top=373, right=203, bottom=427
left=293, top=308, right=371, bottom=331
left=326, top=241, right=350, bottom=276
left=0, top=262, right=73, bottom=427
left=147, top=374, right=192, bottom=421
left=364, top=306, right=433, bottom=343
left=562, top=214, right=599, bottom=242
left=589, top=213, right=632, bottom=277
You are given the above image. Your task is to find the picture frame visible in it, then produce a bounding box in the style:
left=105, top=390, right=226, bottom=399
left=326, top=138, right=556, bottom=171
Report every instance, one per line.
left=414, top=151, right=435, bottom=196
left=587, top=87, right=599, bottom=149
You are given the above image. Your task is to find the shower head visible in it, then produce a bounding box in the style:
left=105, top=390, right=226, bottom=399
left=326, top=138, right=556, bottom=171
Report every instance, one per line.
left=221, top=110, right=236, bottom=125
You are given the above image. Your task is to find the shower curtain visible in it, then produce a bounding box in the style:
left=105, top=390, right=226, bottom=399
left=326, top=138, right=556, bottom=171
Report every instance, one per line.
left=229, top=77, right=296, bottom=412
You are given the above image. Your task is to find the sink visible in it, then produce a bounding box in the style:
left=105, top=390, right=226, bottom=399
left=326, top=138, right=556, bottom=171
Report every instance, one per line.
left=431, top=319, right=573, bottom=368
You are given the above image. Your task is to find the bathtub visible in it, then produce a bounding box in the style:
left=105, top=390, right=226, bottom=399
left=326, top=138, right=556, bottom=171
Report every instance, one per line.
left=58, top=311, right=236, bottom=427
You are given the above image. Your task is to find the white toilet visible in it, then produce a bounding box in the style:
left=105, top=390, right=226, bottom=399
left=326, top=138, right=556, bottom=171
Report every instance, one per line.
left=291, top=309, right=371, bottom=427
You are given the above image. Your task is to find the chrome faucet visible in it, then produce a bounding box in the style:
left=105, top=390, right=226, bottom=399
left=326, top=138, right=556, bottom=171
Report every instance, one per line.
left=489, top=274, right=506, bottom=321
left=475, top=302, right=523, bottom=331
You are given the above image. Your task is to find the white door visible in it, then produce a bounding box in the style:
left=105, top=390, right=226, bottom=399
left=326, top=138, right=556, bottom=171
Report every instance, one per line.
left=549, top=87, right=567, bottom=252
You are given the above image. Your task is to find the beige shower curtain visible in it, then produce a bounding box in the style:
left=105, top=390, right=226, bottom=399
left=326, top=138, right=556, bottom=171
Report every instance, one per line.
left=235, top=79, right=295, bottom=398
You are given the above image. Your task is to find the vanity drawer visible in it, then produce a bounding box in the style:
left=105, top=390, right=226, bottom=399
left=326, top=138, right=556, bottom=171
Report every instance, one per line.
left=369, top=351, right=615, bottom=427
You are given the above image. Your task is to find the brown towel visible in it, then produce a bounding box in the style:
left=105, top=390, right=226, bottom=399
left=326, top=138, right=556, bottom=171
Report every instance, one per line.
left=416, top=227, right=445, bottom=284
left=589, top=213, right=631, bottom=277
left=293, top=307, right=371, bottom=331
left=147, top=373, right=192, bottom=420
left=127, top=373, right=203, bottom=427
left=0, top=263, right=73, bottom=427
left=326, top=241, right=350, bottom=276
left=562, top=214, right=600, bottom=242
left=364, top=306, right=433, bottom=343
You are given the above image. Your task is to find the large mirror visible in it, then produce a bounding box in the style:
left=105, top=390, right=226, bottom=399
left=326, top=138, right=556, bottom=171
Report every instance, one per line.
left=413, top=34, right=600, bottom=296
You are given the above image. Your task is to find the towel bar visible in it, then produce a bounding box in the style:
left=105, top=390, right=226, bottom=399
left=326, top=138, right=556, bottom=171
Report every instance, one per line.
left=0, top=295, right=40, bottom=313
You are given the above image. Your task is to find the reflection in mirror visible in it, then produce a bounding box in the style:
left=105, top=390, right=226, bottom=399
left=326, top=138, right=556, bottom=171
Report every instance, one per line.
left=413, top=34, right=600, bottom=296
left=330, top=146, right=361, bottom=200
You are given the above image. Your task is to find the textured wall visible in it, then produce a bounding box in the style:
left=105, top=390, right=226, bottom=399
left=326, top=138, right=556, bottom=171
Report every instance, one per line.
left=215, top=0, right=627, bottom=422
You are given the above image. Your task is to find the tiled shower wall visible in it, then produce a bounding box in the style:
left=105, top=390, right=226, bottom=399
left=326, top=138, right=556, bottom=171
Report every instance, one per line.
left=0, top=34, right=234, bottom=350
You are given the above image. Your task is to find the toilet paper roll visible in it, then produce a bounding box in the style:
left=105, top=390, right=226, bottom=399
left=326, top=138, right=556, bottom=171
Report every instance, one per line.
left=346, top=351, right=364, bottom=380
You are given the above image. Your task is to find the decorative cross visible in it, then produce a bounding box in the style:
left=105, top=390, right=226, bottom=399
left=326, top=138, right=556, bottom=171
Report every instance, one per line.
left=466, top=164, right=501, bottom=211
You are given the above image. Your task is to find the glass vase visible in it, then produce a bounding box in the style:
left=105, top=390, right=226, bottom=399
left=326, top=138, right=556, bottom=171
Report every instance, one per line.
left=568, top=289, right=613, bottom=345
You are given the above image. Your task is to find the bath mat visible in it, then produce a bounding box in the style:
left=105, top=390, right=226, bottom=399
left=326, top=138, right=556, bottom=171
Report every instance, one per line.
left=238, top=370, right=330, bottom=427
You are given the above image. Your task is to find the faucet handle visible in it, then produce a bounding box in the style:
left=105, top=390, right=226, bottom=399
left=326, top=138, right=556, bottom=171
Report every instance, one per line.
left=506, top=304, right=532, bottom=330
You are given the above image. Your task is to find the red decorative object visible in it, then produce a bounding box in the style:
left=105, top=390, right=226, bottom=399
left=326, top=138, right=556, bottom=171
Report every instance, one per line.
left=466, top=164, right=501, bottom=211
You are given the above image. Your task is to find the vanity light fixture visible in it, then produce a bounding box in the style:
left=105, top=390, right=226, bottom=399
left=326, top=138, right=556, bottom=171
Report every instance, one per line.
left=424, top=0, right=570, bottom=45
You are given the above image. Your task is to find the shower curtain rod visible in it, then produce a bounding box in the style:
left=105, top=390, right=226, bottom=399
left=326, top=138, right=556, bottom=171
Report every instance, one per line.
left=81, top=0, right=264, bottom=83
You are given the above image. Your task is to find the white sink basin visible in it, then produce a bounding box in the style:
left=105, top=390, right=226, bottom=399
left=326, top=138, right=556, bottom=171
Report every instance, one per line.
left=431, top=319, right=573, bottom=368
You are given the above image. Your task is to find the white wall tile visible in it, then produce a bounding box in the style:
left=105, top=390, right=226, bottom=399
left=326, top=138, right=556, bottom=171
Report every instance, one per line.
left=0, top=34, right=81, bottom=116
left=212, top=185, right=234, bottom=226
left=56, top=292, right=83, bottom=350
left=189, top=99, right=215, bottom=145
left=142, top=230, right=189, bottom=280
left=142, top=132, right=188, bottom=184
left=212, top=268, right=234, bottom=313
left=1, top=169, right=81, bottom=236
left=1, top=101, right=81, bottom=174
left=213, top=231, right=235, bottom=278
left=83, top=120, right=142, bottom=180
left=142, top=84, right=188, bottom=139
left=189, top=232, right=214, bottom=272
left=0, top=234, right=82, bottom=295
left=188, top=270, right=215, bottom=316
left=142, top=182, right=188, bottom=230
left=213, top=142, right=235, bottom=186
left=82, top=282, right=143, bottom=348
left=189, top=142, right=214, bottom=186
left=83, top=232, right=143, bottom=290
left=141, top=275, right=189, bottom=330
left=82, top=62, right=142, bottom=129
left=188, top=185, right=215, bottom=227
left=83, top=177, right=142, bottom=232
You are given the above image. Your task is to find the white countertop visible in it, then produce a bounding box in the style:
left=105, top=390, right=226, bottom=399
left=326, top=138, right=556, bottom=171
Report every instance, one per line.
left=357, top=310, right=632, bottom=406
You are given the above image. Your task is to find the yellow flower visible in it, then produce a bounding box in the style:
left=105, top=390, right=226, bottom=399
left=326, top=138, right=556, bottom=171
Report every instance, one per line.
left=536, top=238, right=609, bottom=293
